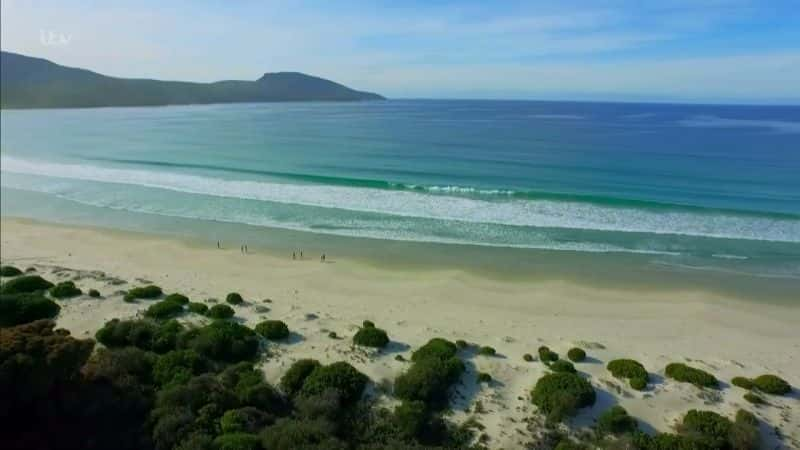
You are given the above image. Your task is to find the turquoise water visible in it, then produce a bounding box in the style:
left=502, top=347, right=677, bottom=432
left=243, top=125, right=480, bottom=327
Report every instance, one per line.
left=1, top=100, right=799, bottom=286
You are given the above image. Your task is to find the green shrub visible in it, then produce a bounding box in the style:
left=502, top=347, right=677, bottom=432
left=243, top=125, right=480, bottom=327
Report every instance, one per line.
left=395, top=356, right=465, bottom=407
left=0, top=265, right=23, bottom=277
left=255, top=320, right=290, bottom=341
left=175, top=434, right=215, bottom=450
left=597, top=405, right=638, bottom=435
left=362, top=320, right=375, bottom=328
left=208, top=304, right=235, bottom=320
left=549, top=360, right=577, bottom=374
left=213, top=433, right=261, bottom=450
left=743, top=392, right=764, bottom=404
left=353, top=326, right=389, bottom=348
left=153, top=349, right=210, bottom=386
left=538, top=346, right=559, bottom=363
left=455, top=339, right=468, bottom=349
left=220, top=407, right=272, bottom=434
left=531, top=372, right=595, bottom=422
left=395, top=400, right=428, bottom=439
left=280, top=359, right=322, bottom=397
left=226, top=293, right=244, bottom=305
left=164, top=293, right=189, bottom=305
left=299, top=361, right=369, bottom=404
left=88, top=289, right=101, bottom=298
left=0, top=275, right=54, bottom=294
left=523, top=353, right=534, bottom=362
left=567, top=347, right=586, bottom=362
left=732, top=376, right=754, bottom=390
left=49, top=281, right=82, bottom=298
left=554, top=441, right=587, bottom=450
left=752, top=374, right=791, bottom=395
left=95, top=318, right=184, bottom=353
left=0, top=293, right=61, bottom=326
left=607, top=359, right=649, bottom=383
left=665, top=363, right=718, bottom=388
left=182, top=320, right=260, bottom=362
left=477, top=346, right=496, bottom=356
left=477, top=372, right=492, bottom=383
left=412, top=338, right=458, bottom=362
left=328, top=331, right=337, bottom=339
left=730, top=409, right=760, bottom=450
left=680, top=409, right=732, bottom=449
left=260, top=418, right=343, bottom=450
left=188, top=302, right=209, bottom=315
left=144, top=300, right=184, bottom=320
left=629, top=377, right=647, bottom=391
left=123, top=285, right=162, bottom=301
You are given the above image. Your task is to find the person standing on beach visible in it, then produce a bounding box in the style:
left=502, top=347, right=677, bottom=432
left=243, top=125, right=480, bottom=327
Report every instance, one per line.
left=293, top=252, right=296, bottom=260
left=321, top=253, right=326, bottom=262
left=217, top=241, right=220, bottom=249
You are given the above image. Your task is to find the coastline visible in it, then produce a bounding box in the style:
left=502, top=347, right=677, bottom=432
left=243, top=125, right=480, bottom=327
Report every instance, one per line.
left=1, top=217, right=798, bottom=448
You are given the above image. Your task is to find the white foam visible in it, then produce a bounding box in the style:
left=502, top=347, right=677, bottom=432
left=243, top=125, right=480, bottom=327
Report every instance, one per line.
left=678, top=115, right=800, bottom=134
left=2, top=156, right=799, bottom=243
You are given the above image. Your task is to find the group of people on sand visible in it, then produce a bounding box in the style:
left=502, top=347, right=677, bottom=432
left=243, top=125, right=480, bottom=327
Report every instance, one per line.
left=216, top=241, right=326, bottom=261
left=292, top=250, right=326, bottom=262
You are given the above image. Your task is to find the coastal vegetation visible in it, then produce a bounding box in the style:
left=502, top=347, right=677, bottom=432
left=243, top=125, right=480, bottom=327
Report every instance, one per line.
left=0, top=274, right=54, bottom=294
left=124, top=285, right=163, bottom=302
left=0, top=268, right=789, bottom=449
left=226, top=292, right=244, bottom=305
left=0, top=265, right=23, bottom=276
left=665, top=363, right=719, bottom=389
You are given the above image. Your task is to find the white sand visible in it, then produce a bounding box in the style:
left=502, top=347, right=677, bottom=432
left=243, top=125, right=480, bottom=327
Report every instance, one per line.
left=1, top=218, right=798, bottom=449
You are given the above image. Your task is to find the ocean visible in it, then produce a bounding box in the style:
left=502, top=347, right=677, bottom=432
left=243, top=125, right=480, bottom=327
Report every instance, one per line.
left=2, top=100, right=799, bottom=298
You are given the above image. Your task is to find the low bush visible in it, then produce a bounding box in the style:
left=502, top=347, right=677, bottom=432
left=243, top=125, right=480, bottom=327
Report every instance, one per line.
left=665, top=363, right=718, bottom=389
left=629, top=377, right=648, bottom=391
left=208, top=304, right=235, bottom=320
left=299, top=361, right=369, bottom=404
left=523, top=353, right=534, bottom=362
left=412, top=338, right=458, bottom=362
left=477, top=346, right=496, bottom=356
left=680, top=409, right=732, bottom=449
left=144, top=300, right=184, bottom=320
left=0, top=265, right=23, bottom=277
left=477, top=372, right=492, bottom=383
left=607, top=359, right=649, bottom=383
left=353, top=326, right=389, bottom=348
left=220, top=407, right=272, bottom=434
left=260, top=418, right=343, bottom=450
left=188, top=302, right=209, bottom=315
left=730, top=409, right=760, bottom=450
left=182, top=320, right=260, bottom=362
left=732, top=376, right=754, bottom=390
left=549, top=360, right=577, bottom=374
left=362, top=320, right=375, bottom=328
left=597, top=405, right=638, bottom=435
left=0, top=292, right=61, bottom=326
left=213, top=433, right=261, bottom=450
left=226, top=293, right=244, bottom=305
left=567, top=347, right=586, bottom=362
left=164, top=293, right=189, bottom=305
left=123, top=285, right=162, bottom=302
left=255, top=320, right=290, bottom=341
left=531, top=372, right=595, bottom=422
left=95, top=318, right=184, bottom=353
left=280, top=359, right=322, bottom=397
left=0, top=275, right=54, bottom=294
left=395, top=400, right=428, bottom=439
left=455, top=339, right=468, bottom=349
left=88, top=289, right=101, bottom=298
left=49, top=281, right=83, bottom=298
left=153, top=349, right=211, bottom=387
left=538, top=346, right=559, bottom=363
left=752, top=374, right=791, bottom=395
left=395, top=356, right=464, bottom=407
left=743, top=392, right=764, bottom=404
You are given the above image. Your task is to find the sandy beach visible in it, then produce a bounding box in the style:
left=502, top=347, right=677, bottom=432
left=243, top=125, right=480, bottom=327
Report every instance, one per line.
left=1, top=217, right=798, bottom=449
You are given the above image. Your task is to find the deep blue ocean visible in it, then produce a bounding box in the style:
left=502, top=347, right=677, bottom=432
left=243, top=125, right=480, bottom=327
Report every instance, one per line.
left=2, top=100, right=799, bottom=281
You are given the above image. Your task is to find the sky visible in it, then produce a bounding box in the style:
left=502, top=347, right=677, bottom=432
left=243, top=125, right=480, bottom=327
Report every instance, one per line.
left=2, top=0, right=799, bottom=104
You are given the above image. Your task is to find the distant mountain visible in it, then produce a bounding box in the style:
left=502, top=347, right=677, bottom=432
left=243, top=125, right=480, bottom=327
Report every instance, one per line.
left=0, top=51, right=384, bottom=108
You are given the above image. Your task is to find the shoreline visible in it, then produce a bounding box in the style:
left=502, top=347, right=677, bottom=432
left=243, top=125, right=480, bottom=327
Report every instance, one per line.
left=1, top=216, right=798, bottom=448
left=3, top=186, right=799, bottom=304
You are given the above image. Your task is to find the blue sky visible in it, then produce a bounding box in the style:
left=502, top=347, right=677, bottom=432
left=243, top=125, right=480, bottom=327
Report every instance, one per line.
left=2, top=0, right=799, bottom=103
